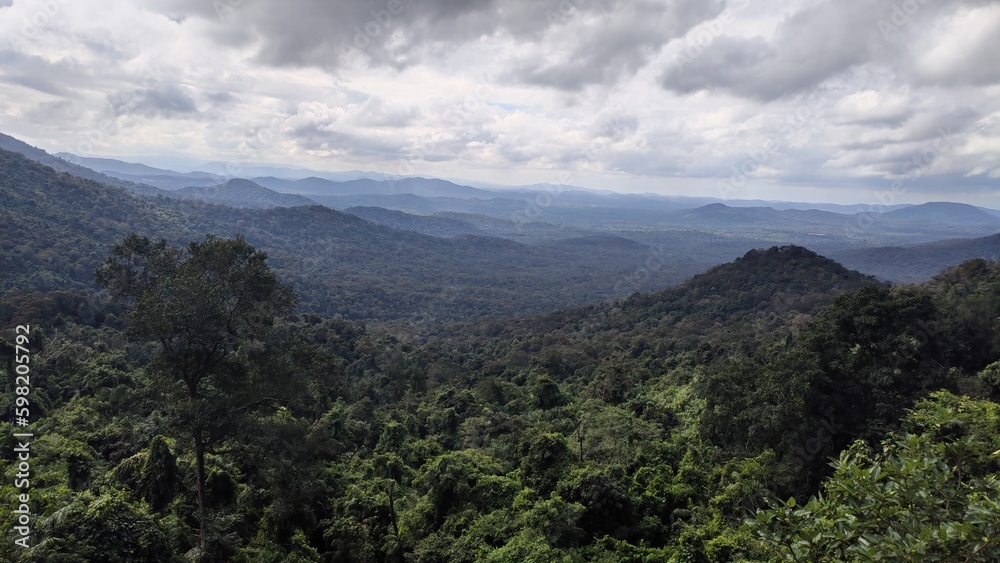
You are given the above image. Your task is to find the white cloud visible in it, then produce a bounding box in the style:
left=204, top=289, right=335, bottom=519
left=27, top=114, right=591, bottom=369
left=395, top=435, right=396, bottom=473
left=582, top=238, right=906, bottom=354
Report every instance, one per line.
left=0, top=0, right=997, bottom=205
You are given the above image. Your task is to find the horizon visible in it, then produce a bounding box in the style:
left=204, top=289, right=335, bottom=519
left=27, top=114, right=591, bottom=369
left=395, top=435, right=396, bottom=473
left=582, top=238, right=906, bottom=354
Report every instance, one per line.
left=1, top=1, right=997, bottom=207
left=25, top=145, right=999, bottom=211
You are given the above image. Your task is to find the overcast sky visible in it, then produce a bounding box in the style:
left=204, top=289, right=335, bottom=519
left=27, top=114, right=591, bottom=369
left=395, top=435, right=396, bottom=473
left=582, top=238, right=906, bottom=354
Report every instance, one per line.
left=1, top=0, right=998, bottom=205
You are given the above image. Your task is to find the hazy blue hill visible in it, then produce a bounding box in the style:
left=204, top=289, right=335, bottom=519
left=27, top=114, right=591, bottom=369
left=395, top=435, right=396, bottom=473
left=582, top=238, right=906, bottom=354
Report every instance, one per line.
left=254, top=175, right=496, bottom=199
left=672, top=204, right=848, bottom=228
left=344, top=207, right=484, bottom=237
left=0, top=133, right=164, bottom=196
left=540, top=235, right=649, bottom=251
left=884, top=202, right=1000, bottom=226
left=112, top=174, right=222, bottom=190
left=53, top=153, right=175, bottom=176
left=831, top=233, right=1000, bottom=283
left=306, top=192, right=533, bottom=216
left=0, top=146, right=703, bottom=321
left=392, top=177, right=496, bottom=198
left=52, top=152, right=231, bottom=190
left=172, top=178, right=317, bottom=208
left=253, top=176, right=384, bottom=196
left=678, top=202, right=777, bottom=222
left=0, top=147, right=207, bottom=290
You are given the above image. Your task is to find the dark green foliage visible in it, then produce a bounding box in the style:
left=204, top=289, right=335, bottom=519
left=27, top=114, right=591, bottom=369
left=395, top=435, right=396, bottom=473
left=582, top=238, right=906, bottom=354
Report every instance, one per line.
left=4, top=223, right=999, bottom=562
left=0, top=146, right=716, bottom=323
left=26, top=492, right=172, bottom=563
left=519, top=432, right=572, bottom=494
left=755, top=392, right=1000, bottom=561
left=531, top=375, right=565, bottom=410
left=95, top=234, right=297, bottom=549
left=558, top=465, right=638, bottom=542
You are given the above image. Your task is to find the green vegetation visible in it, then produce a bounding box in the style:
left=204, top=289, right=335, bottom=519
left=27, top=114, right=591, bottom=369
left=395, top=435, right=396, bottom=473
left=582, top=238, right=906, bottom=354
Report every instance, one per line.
left=3, top=230, right=1000, bottom=561
left=0, top=147, right=708, bottom=323
left=95, top=234, right=297, bottom=550
left=2, top=138, right=1000, bottom=562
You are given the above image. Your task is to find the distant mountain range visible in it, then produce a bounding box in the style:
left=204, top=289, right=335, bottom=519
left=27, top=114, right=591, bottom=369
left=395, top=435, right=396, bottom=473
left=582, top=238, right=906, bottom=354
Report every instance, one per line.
left=883, top=202, right=999, bottom=225
left=3, top=132, right=999, bottom=295
left=0, top=133, right=164, bottom=196
left=46, top=150, right=1000, bottom=218
left=53, top=152, right=398, bottom=184
left=171, top=179, right=317, bottom=209
left=831, top=233, right=1000, bottom=283
left=0, top=145, right=705, bottom=320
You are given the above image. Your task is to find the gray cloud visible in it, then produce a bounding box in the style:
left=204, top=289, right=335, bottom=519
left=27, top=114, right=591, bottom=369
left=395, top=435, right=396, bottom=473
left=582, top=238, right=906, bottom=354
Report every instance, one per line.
left=2, top=0, right=999, bottom=205
left=108, top=83, right=199, bottom=118
left=0, top=50, right=96, bottom=96
left=507, top=0, right=724, bottom=91
left=153, top=0, right=722, bottom=91
left=348, top=97, right=421, bottom=128
left=661, top=0, right=881, bottom=101
left=24, top=99, right=77, bottom=124
left=661, top=0, right=1000, bottom=101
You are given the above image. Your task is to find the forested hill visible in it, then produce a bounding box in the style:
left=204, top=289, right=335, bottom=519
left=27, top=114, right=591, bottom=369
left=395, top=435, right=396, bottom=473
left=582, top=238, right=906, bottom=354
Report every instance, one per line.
left=621, top=245, right=877, bottom=320
left=831, top=232, right=1000, bottom=283
left=0, top=147, right=209, bottom=291
left=0, top=133, right=164, bottom=196
left=433, top=245, right=880, bottom=361
left=0, top=147, right=682, bottom=321
left=170, top=178, right=318, bottom=209
left=3, top=237, right=998, bottom=560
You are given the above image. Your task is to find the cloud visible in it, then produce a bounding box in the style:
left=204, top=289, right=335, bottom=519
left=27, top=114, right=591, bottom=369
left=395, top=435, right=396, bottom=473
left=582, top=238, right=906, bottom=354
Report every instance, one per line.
left=907, top=4, right=1000, bottom=87
left=505, top=0, right=724, bottom=91
left=153, top=0, right=723, bottom=92
left=108, top=83, right=199, bottom=118
left=660, top=0, right=883, bottom=101
left=0, top=0, right=998, bottom=205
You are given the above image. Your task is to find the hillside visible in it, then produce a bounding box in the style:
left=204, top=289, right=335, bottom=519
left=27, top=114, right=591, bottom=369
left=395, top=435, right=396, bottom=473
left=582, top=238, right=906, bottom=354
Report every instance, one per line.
left=0, top=147, right=209, bottom=291
left=254, top=175, right=495, bottom=199
left=344, top=207, right=484, bottom=237
left=432, top=245, right=880, bottom=359
left=0, top=147, right=687, bottom=322
left=0, top=133, right=164, bottom=196
left=172, top=178, right=318, bottom=208
left=4, top=205, right=999, bottom=561
left=884, top=201, right=1000, bottom=226
left=831, top=232, right=1000, bottom=282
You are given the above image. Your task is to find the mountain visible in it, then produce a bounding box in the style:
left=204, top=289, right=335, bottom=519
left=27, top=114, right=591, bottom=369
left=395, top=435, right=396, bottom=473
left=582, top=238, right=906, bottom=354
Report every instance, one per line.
left=437, top=245, right=881, bottom=355
left=53, top=153, right=181, bottom=176
left=0, top=147, right=207, bottom=291
left=172, top=179, right=317, bottom=208
left=255, top=175, right=496, bottom=199
left=109, top=173, right=226, bottom=190
left=53, top=152, right=234, bottom=190
left=883, top=202, right=1000, bottom=226
left=344, top=207, right=484, bottom=237
left=0, top=133, right=164, bottom=196
left=0, top=146, right=693, bottom=322
left=253, top=176, right=384, bottom=196
left=617, top=245, right=879, bottom=326
left=830, top=233, right=1000, bottom=283
left=54, top=152, right=400, bottom=182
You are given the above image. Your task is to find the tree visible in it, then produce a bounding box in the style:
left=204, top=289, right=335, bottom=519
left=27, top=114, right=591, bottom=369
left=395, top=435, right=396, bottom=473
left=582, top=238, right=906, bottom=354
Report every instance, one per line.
left=96, top=234, right=296, bottom=551
left=754, top=392, right=1000, bottom=561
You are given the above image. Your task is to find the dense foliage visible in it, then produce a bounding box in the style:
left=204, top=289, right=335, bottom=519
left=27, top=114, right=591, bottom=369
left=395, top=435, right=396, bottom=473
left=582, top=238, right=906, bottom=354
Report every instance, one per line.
left=3, top=231, right=999, bottom=561
left=0, top=147, right=708, bottom=323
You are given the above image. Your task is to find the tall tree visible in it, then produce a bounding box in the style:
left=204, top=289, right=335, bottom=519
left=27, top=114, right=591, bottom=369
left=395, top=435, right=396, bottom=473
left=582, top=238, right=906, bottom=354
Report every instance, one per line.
left=96, top=234, right=296, bottom=550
